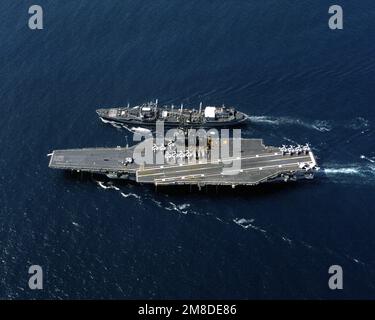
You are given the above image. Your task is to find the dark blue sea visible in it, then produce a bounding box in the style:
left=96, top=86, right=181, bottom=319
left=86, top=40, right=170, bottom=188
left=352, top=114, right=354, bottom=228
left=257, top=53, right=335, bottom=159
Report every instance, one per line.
left=1, top=0, right=374, bottom=299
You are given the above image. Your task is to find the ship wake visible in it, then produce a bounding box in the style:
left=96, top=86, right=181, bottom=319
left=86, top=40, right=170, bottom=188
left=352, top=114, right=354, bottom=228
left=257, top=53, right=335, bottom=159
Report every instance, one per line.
left=323, top=162, right=375, bottom=185
left=249, top=116, right=332, bottom=132
left=249, top=115, right=370, bottom=133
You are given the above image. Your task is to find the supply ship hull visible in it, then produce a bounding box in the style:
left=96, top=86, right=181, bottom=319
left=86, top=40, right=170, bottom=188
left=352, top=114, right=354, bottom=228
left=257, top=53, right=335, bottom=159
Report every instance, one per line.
left=96, top=101, right=248, bottom=128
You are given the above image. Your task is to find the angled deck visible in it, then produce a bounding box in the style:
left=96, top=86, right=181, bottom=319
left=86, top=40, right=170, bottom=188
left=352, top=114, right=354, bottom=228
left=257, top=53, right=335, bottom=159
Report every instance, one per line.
left=49, top=147, right=138, bottom=173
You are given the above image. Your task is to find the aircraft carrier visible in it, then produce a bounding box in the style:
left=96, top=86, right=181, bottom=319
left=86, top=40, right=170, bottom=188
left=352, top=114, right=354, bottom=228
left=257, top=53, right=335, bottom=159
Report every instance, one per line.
left=48, top=138, right=318, bottom=188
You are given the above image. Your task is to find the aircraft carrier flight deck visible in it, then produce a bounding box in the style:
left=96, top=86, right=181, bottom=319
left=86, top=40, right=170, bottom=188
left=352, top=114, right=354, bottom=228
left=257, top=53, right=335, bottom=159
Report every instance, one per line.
left=49, top=139, right=318, bottom=188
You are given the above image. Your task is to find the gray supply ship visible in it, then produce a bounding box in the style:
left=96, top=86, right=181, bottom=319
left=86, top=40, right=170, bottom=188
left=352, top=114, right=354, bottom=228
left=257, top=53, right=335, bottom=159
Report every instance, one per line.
left=96, top=100, right=248, bottom=128
left=48, top=138, right=318, bottom=188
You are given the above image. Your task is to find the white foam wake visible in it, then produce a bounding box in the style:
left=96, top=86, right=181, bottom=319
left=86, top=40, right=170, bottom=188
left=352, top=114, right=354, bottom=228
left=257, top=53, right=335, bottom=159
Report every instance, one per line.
left=96, top=180, right=144, bottom=202
left=96, top=181, right=120, bottom=191
left=233, top=218, right=267, bottom=233
left=347, top=117, right=370, bottom=130
left=99, top=117, right=122, bottom=129
left=360, top=155, right=375, bottom=163
left=130, top=127, right=152, bottom=134
left=165, top=202, right=190, bottom=214
left=323, top=163, right=375, bottom=185
left=249, top=116, right=332, bottom=132
left=323, top=168, right=359, bottom=175
left=120, top=192, right=141, bottom=199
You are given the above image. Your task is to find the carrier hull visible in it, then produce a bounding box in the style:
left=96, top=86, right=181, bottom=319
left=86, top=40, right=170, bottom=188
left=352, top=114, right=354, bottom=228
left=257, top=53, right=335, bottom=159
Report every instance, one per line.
left=49, top=139, right=318, bottom=188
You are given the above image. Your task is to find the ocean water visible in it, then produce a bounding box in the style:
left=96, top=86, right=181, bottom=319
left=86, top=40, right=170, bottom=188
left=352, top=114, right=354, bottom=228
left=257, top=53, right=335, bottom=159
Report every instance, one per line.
left=0, top=0, right=375, bottom=299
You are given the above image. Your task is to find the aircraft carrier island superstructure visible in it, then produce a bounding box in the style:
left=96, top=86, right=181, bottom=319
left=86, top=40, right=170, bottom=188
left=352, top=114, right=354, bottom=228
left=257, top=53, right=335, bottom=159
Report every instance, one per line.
left=48, top=137, right=318, bottom=188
